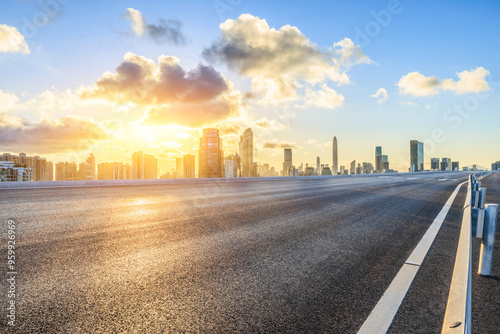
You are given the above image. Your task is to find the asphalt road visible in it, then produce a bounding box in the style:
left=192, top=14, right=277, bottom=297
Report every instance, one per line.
left=0, top=172, right=471, bottom=333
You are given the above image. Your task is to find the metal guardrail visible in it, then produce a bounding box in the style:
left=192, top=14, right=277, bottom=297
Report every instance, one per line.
left=442, top=172, right=496, bottom=333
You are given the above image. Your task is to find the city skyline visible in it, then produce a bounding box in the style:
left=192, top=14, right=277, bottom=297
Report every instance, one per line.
left=1, top=1, right=499, bottom=173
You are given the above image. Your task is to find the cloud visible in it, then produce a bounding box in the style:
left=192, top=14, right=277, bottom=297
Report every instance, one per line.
left=0, top=114, right=114, bottom=154
left=397, top=72, right=440, bottom=97
left=401, top=101, right=418, bottom=107
left=0, top=89, right=20, bottom=111
left=307, top=139, right=318, bottom=145
left=301, top=84, right=344, bottom=109
left=203, top=14, right=370, bottom=102
left=124, top=8, right=187, bottom=45
left=371, top=87, right=388, bottom=103
left=253, top=117, right=288, bottom=131
left=81, top=52, right=241, bottom=127
left=397, top=67, right=490, bottom=97
left=0, top=24, right=30, bottom=54
left=263, top=140, right=296, bottom=149
left=441, top=67, right=490, bottom=94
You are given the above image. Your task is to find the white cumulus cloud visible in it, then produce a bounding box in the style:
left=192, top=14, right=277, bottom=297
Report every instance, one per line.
left=0, top=24, right=30, bottom=54
left=397, top=67, right=490, bottom=97
left=370, top=87, right=388, bottom=103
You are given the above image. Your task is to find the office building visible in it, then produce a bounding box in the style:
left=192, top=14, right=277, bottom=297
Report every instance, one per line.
left=452, top=162, right=460, bottom=171
left=132, top=151, right=158, bottom=179
left=176, top=158, right=184, bottom=178
left=199, top=128, right=224, bottom=178
left=431, top=158, right=440, bottom=171
left=340, top=166, right=345, bottom=175
left=224, top=154, right=239, bottom=178
left=85, top=153, right=96, bottom=180
left=441, top=158, right=451, bottom=171
left=362, top=162, right=374, bottom=174
left=350, top=160, right=356, bottom=175
left=239, top=128, right=253, bottom=177
left=410, top=140, right=424, bottom=172
left=183, top=154, right=196, bottom=178
left=375, top=146, right=382, bottom=172
left=98, top=162, right=131, bottom=180
left=283, top=148, right=292, bottom=176
left=55, top=162, right=78, bottom=181
left=332, top=136, right=338, bottom=175
left=321, top=164, right=332, bottom=175
left=316, top=156, right=320, bottom=175
left=381, top=155, right=389, bottom=171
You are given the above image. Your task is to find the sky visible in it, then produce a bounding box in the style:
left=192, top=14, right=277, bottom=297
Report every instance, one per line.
left=1, top=0, right=499, bottom=173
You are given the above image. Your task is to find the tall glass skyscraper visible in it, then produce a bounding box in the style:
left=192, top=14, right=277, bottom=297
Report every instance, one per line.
left=239, top=128, right=253, bottom=177
left=332, top=136, right=338, bottom=176
left=410, top=140, right=424, bottom=172
left=283, top=148, right=292, bottom=176
left=375, top=146, right=382, bottom=172
left=198, top=128, right=224, bottom=178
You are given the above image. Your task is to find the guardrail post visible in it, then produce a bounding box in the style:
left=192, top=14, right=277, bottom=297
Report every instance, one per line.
left=478, top=204, right=499, bottom=276
left=472, top=188, right=487, bottom=238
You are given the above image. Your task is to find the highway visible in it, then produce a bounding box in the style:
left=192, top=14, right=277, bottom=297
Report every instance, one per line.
left=0, top=172, right=471, bottom=333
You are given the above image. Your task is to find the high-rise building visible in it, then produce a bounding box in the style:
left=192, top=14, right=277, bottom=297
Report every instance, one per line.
left=46, top=161, right=53, bottom=181
left=431, top=158, right=440, bottom=171
left=176, top=157, right=184, bottom=178
left=199, top=128, right=224, bottom=178
left=316, top=156, right=320, bottom=175
left=452, top=162, right=460, bottom=171
left=239, top=128, right=253, bottom=177
left=132, top=151, right=158, bottom=179
left=350, top=160, right=356, bottom=175
left=340, top=166, right=345, bottom=175
left=55, top=162, right=78, bottom=181
left=183, top=154, right=195, bottom=178
left=441, top=158, right=451, bottom=171
left=283, top=148, right=292, bottom=176
left=410, top=140, right=424, bottom=172
left=381, top=155, right=389, bottom=171
left=85, top=153, right=96, bottom=180
left=225, top=154, right=240, bottom=178
left=332, top=136, right=338, bottom=175
left=375, top=146, right=382, bottom=172
left=98, top=162, right=131, bottom=180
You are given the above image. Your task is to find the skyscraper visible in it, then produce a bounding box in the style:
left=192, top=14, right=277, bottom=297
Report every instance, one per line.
left=198, top=128, right=224, bottom=178
left=332, top=136, right=338, bottom=176
left=283, top=148, right=292, bottom=176
left=431, top=158, right=440, bottom=170
left=85, top=153, right=96, bottom=180
left=350, top=160, right=356, bottom=175
left=239, top=128, right=253, bottom=177
left=316, top=156, right=320, bottom=175
left=381, top=155, right=389, bottom=171
left=410, top=140, right=424, bottom=172
left=452, top=161, right=460, bottom=171
left=176, top=157, right=183, bottom=178
left=440, top=158, right=451, bottom=171
left=375, top=146, right=382, bottom=172
left=183, top=154, right=195, bottom=178
left=132, top=151, right=158, bottom=179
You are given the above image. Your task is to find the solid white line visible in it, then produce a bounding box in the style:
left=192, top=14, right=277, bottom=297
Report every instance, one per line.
left=357, top=182, right=466, bottom=334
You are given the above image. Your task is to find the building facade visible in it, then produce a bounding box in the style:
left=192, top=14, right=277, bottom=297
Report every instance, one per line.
left=132, top=151, right=158, bottom=179
left=183, top=154, right=196, bottom=178
left=410, top=140, right=424, bottom=172
left=198, top=128, right=224, bottom=178
left=239, top=128, right=253, bottom=177
left=283, top=148, right=292, bottom=176
left=332, top=136, right=338, bottom=176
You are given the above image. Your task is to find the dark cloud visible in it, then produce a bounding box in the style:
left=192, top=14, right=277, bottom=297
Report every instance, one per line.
left=81, top=53, right=241, bottom=127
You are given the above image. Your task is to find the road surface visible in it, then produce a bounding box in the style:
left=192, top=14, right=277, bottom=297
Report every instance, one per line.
left=0, top=172, right=471, bottom=333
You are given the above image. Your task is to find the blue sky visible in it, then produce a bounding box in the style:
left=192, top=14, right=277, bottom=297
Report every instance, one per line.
left=1, top=0, right=499, bottom=173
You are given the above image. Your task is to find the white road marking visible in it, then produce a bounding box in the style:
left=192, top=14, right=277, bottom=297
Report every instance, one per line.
left=406, top=177, right=418, bottom=180
left=357, top=182, right=466, bottom=334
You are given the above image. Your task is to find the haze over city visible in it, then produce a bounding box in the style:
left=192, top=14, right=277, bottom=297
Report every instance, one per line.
left=1, top=0, right=499, bottom=174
